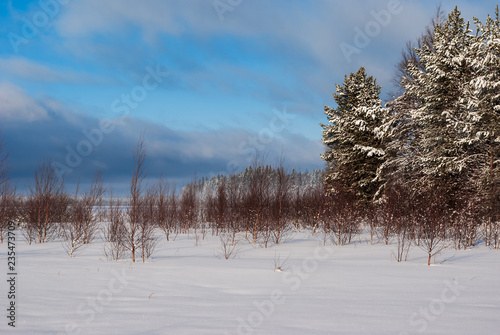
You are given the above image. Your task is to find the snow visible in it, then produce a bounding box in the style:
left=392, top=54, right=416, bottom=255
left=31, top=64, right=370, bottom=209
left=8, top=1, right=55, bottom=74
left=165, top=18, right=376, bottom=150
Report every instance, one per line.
left=1, top=229, right=499, bottom=335
left=353, top=145, right=385, bottom=157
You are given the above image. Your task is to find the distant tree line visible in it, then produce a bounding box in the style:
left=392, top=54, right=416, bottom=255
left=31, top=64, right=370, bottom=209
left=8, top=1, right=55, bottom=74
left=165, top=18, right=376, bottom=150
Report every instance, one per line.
left=0, top=132, right=327, bottom=261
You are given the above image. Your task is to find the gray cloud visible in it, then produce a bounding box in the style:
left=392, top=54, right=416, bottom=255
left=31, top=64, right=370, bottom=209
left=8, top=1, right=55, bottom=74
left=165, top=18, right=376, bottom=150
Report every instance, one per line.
left=0, top=57, right=109, bottom=84
left=50, top=1, right=432, bottom=102
left=0, top=82, right=49, bottom=121
left=1, top=87, right=323, bottom=195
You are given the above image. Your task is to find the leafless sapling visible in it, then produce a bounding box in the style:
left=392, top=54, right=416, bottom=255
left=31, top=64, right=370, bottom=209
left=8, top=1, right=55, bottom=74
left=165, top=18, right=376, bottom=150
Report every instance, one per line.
left=104, top=194, right=127, bottom=261
left=63, top=183, right=86, bottom=257
left=216, top=232, right=240, bottom=259
left=138, top=187, right=158, bottom=262
left=155, top=176, right=175, bottom=242
left=418, top=191, right=449, bottom=266
left=126, top=135, right=147, bottom=262
left=24, top=159, right=68, bottom=244
left=271, top=157, right=291, bottom=245
left=82, top=169, right=105, bottom=244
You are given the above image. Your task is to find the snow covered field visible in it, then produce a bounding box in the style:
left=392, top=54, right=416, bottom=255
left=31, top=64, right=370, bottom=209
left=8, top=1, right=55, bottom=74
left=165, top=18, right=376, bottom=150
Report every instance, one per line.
left=1, top=229, right=499, bottom=335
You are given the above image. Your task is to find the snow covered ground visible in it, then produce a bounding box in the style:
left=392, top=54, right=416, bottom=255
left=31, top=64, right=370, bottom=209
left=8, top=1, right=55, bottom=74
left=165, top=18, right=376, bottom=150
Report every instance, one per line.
left=1, top=229, right=499, bottom=334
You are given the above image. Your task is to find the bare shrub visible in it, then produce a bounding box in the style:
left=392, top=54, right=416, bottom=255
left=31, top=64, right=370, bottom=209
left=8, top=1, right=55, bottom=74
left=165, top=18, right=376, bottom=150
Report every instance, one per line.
left=103, top=195, right=127, bottom=261
left=138, top=189, right=158, bottom=262
left=326, top=189, right=359, bottom=246
left=0, top=182, right=16, bottom=243
left=82, top=169, right=105, bottom=244
left=271, top=157, right=291, bottom=245
left=62, top=186, right=86, bottom=257
left=180, top=182, right=197, bottom=235
left=248, top=162, right=270, bottom=245
left=62, top=170, right=105, bottom=257
left=154, top=176, right=176, bottom=242
left=383, top=182, right=413, bottom=262
left=417, top=191, right=450, bottom=266
left=394, top=227, right=412, bottom=262
left=216, top=232, right=240, bottom=259
left=23, top=159, right=68, bottom=244
left=273, top=252, right=289, bottom=272
left=0, top=134, right=18, bottom=243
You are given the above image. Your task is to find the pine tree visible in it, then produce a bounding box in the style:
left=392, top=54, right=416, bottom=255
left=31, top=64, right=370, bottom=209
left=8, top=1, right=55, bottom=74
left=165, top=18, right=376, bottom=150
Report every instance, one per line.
left=379, top=6, right=500, bottom=247
left=395, top=7, right=475, bottom=205
left=469, top=7, right=500, bottom=237
left=470, top=7, right=500, bottom=173
left=320, top=67, right=386, bottom=205
left=377, top=7, right=446, bottom=199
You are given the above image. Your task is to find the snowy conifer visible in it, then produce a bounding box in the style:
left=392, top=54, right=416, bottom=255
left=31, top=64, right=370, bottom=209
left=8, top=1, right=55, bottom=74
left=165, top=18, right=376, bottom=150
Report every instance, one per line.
left=391, top=8, right=476, bottom=201
left=320, top=67, right=386, bottom=204
left=469, top=8, right=500, bottom=221
left=470, top=8, right=500, bottom=165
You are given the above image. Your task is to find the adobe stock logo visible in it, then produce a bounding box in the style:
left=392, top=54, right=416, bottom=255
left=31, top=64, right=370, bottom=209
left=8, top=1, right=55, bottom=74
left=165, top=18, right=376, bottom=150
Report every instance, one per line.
left=213, top=0, right=243, bottom=22
left=7, top=0, right=72, bottom=53
left=400, top=278, right=467, bottom=335
left=339, top=0, right=403, bottom=63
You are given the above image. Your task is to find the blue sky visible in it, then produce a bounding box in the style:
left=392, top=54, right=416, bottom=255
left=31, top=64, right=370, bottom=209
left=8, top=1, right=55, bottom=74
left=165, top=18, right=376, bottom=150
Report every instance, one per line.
left=0, top=0, right=498, bottom=194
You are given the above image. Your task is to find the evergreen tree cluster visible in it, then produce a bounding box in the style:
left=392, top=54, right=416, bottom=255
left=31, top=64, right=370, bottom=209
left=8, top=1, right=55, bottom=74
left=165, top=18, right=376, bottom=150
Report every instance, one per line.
left=322, top=7, right=500, bottom=250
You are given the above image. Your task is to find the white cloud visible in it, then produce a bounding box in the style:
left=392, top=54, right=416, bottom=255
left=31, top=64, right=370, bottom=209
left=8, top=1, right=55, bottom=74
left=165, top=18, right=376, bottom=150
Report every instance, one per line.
left=54, top=0, right=183, bottom=38
left=50, top=0, right=434, bottom=99
left=0, top=82, right=49, bottom=122
left=0, top=57, right=106, bottom=84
